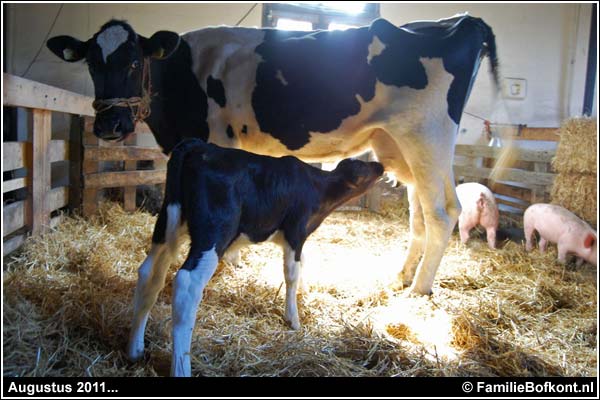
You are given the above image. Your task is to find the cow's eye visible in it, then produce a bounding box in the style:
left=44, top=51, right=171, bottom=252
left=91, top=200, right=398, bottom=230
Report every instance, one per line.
left=131, top=60, right=140, bottom=70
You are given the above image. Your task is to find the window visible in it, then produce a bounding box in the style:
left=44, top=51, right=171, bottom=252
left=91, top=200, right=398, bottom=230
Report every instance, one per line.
left=263, top=3, right=380, bottom=30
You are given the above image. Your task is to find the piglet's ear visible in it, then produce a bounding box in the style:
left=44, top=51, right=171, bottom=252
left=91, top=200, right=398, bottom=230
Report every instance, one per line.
left=584, top=234, right=596, bottom=249
left=140, top=31, right=180, bottom=59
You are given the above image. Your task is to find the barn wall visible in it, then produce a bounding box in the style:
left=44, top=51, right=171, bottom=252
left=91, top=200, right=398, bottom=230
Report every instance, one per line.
left=382, top=3, right=596, bottom=145
left=4, top=3, right=595, bottom=147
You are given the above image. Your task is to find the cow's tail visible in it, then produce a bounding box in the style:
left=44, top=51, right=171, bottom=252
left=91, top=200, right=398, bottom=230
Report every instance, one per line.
left=478, top=18, right=500, bottom=91
left=163, top=138, right=207, bottom=246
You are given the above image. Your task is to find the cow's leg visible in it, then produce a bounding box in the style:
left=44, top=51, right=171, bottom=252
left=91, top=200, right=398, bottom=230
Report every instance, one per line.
left=171, top=245, right=219, bottom=377
left=369, top=129, right=423, bottom=288
left=399, top=185, right=426, bottom=286
left=408, top=168, right=460, bottom=295
left=283, top=242, right=302, bottom=330
left=128, top=243, right=175, bottom=361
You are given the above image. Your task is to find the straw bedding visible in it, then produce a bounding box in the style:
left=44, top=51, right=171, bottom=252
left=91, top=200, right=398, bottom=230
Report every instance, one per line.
left=3, top=200, right=597, bottom=377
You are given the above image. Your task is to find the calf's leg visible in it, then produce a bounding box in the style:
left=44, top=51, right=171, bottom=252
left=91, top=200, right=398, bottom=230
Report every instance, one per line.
left=128, top=243, right=175, bottom=361
left=171, top=245, right=219, bottom=377
left=283, top=243, right=302, bottom=330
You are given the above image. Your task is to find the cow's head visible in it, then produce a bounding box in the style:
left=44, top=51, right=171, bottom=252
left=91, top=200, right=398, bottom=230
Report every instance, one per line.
left=47, top=20, right=180, bottom=141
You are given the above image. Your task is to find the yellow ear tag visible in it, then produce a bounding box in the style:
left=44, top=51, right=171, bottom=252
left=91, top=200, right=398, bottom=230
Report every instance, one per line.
left=63, top=48, right=76, bottom=60
left=153, top=48, right=165, bottom=59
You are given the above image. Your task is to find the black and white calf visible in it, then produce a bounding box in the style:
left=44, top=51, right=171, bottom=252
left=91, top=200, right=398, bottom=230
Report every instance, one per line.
left=127, top=139, right=384, bottom=376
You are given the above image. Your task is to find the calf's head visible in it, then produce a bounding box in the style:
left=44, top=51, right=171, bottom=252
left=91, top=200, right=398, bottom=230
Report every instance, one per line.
left=47, top=20, right=180, bottom=141
left=328, top=158, right=384, bottom=205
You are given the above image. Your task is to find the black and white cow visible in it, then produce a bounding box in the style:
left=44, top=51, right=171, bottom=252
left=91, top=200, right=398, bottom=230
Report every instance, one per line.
left=47, top=14, right=499, bottom=296
left=128, top=138, right=384, bottom=376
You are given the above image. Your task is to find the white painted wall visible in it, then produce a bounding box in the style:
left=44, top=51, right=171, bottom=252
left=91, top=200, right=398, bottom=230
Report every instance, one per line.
left=4, top=3, right=596, bottom=147
left=4, top=3, right=262, bottom=96
left=382, top=3, right=596, bottom=145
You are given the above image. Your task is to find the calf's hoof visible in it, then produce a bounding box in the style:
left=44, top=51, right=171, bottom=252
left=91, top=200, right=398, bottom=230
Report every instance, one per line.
left=127, top=342, right=144, bottom=362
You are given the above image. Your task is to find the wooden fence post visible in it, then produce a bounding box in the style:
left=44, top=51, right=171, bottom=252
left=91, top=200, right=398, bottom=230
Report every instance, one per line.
left=531, top=162, right=549, bottom=204
left=69, top=115, right=83, bottom=212
left=31, top=109, right=52, bottom=235
left=123, top=135, right=137, bottom=212
left=82, top=116, right=99, bottom=216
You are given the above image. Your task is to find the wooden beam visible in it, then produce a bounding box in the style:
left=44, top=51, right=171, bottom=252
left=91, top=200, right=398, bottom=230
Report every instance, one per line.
left=49, top=140, right=68, bottom=163
left=48, top=186, right=69, bottom=212
left=453, top=165, right=556, bottom=187
left=515, top=127, right=559, bottom=141
left=69, top=115, right=83, bottom=212
left=454, top=144, right=556, bottom=163
left=491, top=182, right=532, bottom=203
left=3, top=142, right=29, bottom=172
left=123, top=136, right=137, bottom=212
left=83, top=119, right=153, bottom=138
left=82, top=116, right=99, bottom=217
left=83, top=146, right=167, bottom=162
left=3, top=140, right=66, bottom=172
left=3, top=233, right=27, bottom=257
left=31, top=109, right=52, bottom=235
left=3, top=201, right=27, bottom=237
left=84, top=170, right=166, bottom=189
left=3, top=177, right=28, bottom=193
left=3, top=73, right=94, bottom=116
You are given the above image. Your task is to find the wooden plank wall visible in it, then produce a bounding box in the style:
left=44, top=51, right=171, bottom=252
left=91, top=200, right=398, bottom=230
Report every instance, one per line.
left=454, top=127, right=558, bottom=218
left=81, top=118, right=167, bottom=216
left=3, top=73, right=94, bottom=256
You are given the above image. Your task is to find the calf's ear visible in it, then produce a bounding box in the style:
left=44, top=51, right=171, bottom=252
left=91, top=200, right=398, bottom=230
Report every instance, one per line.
left=584, top=234, right=596, bottom=249
left=47, top=36, right=88, bottom=62
left=140, top=31, right=180, bottom=59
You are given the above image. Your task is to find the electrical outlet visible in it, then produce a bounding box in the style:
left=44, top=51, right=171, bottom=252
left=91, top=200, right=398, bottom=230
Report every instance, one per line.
left=502, top=77, right=527, bottom=99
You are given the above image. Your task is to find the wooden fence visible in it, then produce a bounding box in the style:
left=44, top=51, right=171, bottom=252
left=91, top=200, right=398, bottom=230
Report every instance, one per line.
left=454, top=129, right=558, bottom=219
left=2, top=73, right=167, bottom=255
left=81, top=117, right=167, bottom=216
left=3, top=73, right=97, bottom=255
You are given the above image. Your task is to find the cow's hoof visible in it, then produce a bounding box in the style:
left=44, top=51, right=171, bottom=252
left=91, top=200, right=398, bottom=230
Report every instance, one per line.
left=393, top=273, right=413, bottom=291
left=284, top=316, right=301, bottom=330
left=405, top=285, right=433, bottom=297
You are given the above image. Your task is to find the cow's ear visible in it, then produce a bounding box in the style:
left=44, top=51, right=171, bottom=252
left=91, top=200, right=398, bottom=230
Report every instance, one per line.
left=47, top=36, right=88, bottom=62
left=140, top=31, right=180, bottom=59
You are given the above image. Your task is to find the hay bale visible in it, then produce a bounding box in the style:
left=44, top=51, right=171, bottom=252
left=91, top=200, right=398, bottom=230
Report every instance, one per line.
left=552, top=118, right=597, bottom=174
left=551, top=173, right=597, bottom=226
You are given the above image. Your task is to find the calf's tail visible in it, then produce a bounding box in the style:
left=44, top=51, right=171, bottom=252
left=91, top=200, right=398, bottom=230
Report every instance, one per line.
left=163, top=138, right=209, bottom=245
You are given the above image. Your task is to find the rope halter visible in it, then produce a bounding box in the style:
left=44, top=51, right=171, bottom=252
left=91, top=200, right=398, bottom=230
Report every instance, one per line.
left=92, top=57, right=153, bottom=124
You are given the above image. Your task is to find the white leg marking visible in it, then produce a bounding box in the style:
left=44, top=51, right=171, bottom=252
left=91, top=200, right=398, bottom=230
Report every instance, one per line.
left=96, top=25, right=130, bottom=63
left=283, top=244, right=301, bottom=330
left=171, top=246, right=219, bottom=377
left=128, top=243, right=173, bottom=361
